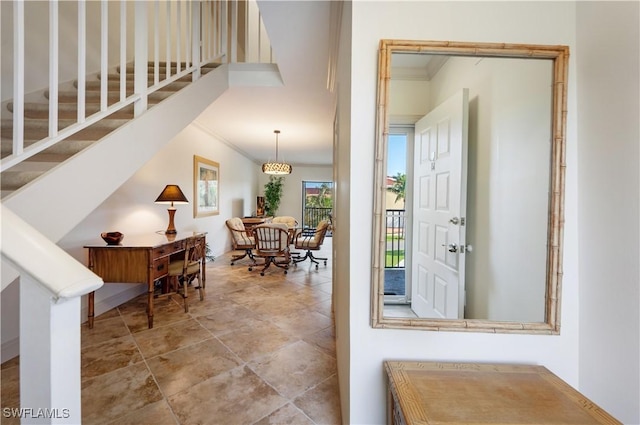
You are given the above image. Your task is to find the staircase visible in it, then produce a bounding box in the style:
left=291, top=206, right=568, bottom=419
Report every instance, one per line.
left=1, top=62, right=220, bottom=198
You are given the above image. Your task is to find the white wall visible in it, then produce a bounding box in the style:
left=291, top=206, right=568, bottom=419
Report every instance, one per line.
left=576, top=2, right=640, bottom=424
left=256, top=165, right=333, bottom=220
left=344, top=2, right=582, bottom=424
left=58, top=123, right=259, bottom=318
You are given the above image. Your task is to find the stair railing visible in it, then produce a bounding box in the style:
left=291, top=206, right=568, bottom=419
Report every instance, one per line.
left=1, top=0, right=272, bottom=173
left=0, top=204, right=103, bottom=424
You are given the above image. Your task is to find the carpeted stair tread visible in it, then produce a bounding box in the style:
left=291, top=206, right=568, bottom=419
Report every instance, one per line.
left=1, top=137, right=93, bottom=155
left=100, top=72, right=196, bottom=83
left=8, top=102, right=135, bottom=120
left=46, top=89, right=173, bottom=104
left=73, top=79, right=190, bottom=91
left=117, top=62, right=221, bottom=74
left=1, top=170, right=47, bottom=191
left=2, top=117, right=129, bottom=141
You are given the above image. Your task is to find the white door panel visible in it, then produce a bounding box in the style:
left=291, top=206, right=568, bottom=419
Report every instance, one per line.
left=411, top=89, right=469, bottom=319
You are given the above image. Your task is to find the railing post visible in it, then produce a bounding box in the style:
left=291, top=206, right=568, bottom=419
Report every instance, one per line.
left=192, top=0, right=201, bottom=80
left=100, top=0, right=109, bottom=112
left=19, top=276, right=82, bottom=424
left=134, top=1, right=149, bottom=116
left=13, top=0, right=25, bottom=157
left=246, top=0, right=259, bottom=62
left=77, top=0, right=86, bottom=123
left=228, top=0, right=237, bottom=62
left=49, top=1, right=59, bottom=138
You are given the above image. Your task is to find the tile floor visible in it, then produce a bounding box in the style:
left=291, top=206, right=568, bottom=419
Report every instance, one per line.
left=1, top=240, right=341, bottom=425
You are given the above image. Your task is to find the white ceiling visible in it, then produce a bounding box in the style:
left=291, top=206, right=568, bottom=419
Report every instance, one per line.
left=192, top=1, right=336, bottom=167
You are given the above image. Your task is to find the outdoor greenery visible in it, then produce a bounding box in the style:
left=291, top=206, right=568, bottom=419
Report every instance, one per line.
left=386, top=250, right=405, bottom=267
left=264, top=175, right=285, bottom=216
left=302, top=182, right=334, bottom=229
left=387, top=172, right=406, bottom=205
left=386, top=233, right=405, bottom=267
left=305, top=182, right=333, bottom=208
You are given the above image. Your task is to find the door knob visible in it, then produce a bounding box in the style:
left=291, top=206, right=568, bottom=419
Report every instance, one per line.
left=442, top=243, right=458, bottom=253
left=449, top=217, right=465, bottom=225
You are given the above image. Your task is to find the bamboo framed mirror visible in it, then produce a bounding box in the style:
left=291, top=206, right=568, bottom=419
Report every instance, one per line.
left=371, top=40, right=569, bottom=334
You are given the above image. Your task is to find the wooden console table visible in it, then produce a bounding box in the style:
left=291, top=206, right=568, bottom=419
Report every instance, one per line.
left=85, top=231, right=206, bottom=329
left=384, top=361, right=621, bottom=425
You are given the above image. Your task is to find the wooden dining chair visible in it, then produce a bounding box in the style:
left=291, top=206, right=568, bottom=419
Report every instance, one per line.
left=251, top=223, right=291, bottom=276
left=167, top=235, right=205, bottom=312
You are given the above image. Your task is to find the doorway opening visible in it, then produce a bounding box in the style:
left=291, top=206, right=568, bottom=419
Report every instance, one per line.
left=384, top=129, right=411, bottom=302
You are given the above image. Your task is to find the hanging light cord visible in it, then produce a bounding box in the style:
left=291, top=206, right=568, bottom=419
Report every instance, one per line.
left=274, top=130, right=280, bottom=161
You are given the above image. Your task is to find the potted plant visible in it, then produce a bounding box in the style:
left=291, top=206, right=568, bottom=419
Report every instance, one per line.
left=264, top=175, right=285, bottom=216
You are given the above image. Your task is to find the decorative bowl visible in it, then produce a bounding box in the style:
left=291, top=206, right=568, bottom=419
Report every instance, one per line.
left=101, top=232, right=124, bottom=245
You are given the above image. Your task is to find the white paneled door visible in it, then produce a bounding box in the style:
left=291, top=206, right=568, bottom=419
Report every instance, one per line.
left=411, top=89, right=469, bottom=319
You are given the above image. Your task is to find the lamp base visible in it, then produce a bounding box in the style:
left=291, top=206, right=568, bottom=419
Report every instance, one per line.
left=165, top=208, right=177, bottom=234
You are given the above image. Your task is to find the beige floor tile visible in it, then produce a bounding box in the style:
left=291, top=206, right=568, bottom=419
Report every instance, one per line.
left=204, top=276, right=256, bottom=296
left=182, top=293, right=236, bottom=318
left=168, top=366, right=287, bottom=425
left=82, top=362, right=163, bottom=425
left=294, top=374, right=342, bottom=425
left=116, top=293, right=152, bottom=316
left=224, top=285, right=272, bottom=306
left=253, top=403, right=315, bottom=425
left=249, top=340, right=337, bottom=399
left=132, top=319, right=211, bottom=359
left=1, top=363, right=20, bottom=423
left=119, top=295, right=190, bottom=334
left=310, top=299, right=334, bottom=318
left=270, top=310, right=333, bottom=338
left=146, top=338, right=242, bottom=396
left=302, top=326, right=337, bottom=358
left=243, top=295, right=309, bottom=317
left=217, top=320, right=297, bottom=362
left=195, top=303, right=261, bottom=336
left=104, top=399, right=178, bottom=425
left=283, top=287, right=332, bottom=308
left=81, top=334, right=143, bottom=379
left=81, top=315, right=131, bottom=348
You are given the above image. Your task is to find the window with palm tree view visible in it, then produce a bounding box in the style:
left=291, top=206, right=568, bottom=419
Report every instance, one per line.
left=302, top=181, right=333, bottom=234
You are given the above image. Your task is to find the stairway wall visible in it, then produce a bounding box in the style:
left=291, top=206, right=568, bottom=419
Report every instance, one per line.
left=4, top=65, right=230, bottom=242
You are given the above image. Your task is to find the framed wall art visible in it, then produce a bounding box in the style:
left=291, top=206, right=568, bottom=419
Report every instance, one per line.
left=193, top=155, right=220, bottom=217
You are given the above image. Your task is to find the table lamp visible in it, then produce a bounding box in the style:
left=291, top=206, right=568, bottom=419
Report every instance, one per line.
left=155, top=184, right=189, bottom=234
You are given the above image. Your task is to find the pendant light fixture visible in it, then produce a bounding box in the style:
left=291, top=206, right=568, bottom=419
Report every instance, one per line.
left=262, top=130, right=292, bottom=175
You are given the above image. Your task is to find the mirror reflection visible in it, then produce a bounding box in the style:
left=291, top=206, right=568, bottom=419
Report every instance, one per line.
left=372, top=41, right=568, bottom=333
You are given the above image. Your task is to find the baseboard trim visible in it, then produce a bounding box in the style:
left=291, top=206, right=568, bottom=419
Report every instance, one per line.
left=1, top=337, right=19, bottom=363
left=81, top=284, right=147, bottom=324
